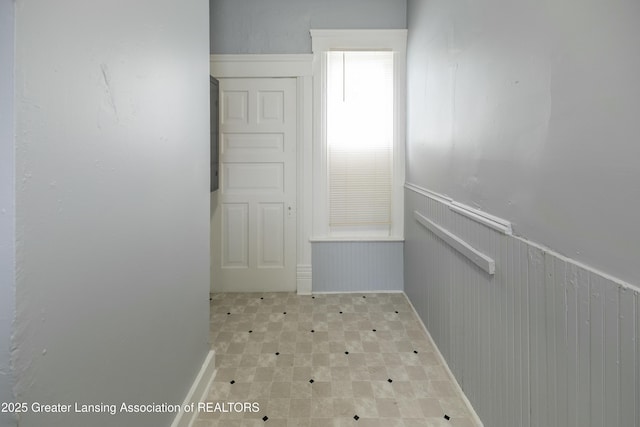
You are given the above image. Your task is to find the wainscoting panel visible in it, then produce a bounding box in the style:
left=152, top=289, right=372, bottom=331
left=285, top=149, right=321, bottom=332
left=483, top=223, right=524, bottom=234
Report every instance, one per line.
left=312, top=241, right=403, bottom=292
left=404, top=184, right=640, bottom=427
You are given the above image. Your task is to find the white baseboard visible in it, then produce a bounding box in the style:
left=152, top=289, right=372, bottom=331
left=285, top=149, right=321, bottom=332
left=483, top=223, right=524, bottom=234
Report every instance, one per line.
left=170, top=350, right=216, bottom=427
left=403, top=293, right=485, bottom=427
left=312, top=290, right=404, bottom=294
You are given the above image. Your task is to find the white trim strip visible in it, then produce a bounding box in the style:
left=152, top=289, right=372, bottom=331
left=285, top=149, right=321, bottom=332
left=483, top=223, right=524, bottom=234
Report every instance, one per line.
left=211, top=54, right=313, bottom=63
left=312, top=290, right=404, bottom=295
left=414, top=210, right=495, bottom=275
left=310, top=29, right=408, bottom=53
left=449, top=202, right=512, bottom=235
left=210, top=54, right=313, bottom=78
left=405, top=182, right=512, bottom=235
left=404, top=182, right=452, bottom=204
left=170, top=350, right=216, bottom=427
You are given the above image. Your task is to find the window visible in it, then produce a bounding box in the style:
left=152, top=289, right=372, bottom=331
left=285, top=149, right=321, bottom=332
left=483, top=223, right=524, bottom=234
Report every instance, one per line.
left=311, top=30, right=406, bottom=240
left=327, top=51, right=393, bottom=233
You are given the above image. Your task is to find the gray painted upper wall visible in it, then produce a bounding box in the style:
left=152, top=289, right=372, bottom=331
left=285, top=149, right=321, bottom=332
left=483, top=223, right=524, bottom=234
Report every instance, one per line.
left=0, top=0, right=16, bottom=425
left=13, top=1, right=210, bottom=426
left=406, top=0, right=640, bottom=286
left=210, top=0, right=407, bottom=54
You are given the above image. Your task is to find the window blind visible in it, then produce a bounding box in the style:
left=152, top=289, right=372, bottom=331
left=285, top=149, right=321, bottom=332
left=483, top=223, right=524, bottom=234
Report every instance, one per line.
left=327, top=51, right=394, bottom=228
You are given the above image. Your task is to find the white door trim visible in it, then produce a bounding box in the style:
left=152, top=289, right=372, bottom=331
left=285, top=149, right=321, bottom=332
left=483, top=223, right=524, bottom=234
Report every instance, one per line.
left=210, top=54, right=313, bottom=294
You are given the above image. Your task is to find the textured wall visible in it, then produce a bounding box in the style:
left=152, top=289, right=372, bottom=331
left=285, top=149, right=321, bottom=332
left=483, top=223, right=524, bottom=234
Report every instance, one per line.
left=312, top=242, right=403, bottom=293
left=210, top=0, right=407, bottom=54
left=0, top=0, right=16, bottom=425
left=13, top=1, right=210, bottom=426
left=405, top=185, right=640, bottom=427
left=406, top=0, right=640, bottom=286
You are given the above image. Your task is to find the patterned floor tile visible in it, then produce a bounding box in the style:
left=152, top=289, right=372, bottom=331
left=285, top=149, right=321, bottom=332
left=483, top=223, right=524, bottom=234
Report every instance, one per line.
left=197, top=293, right=479, bottom=426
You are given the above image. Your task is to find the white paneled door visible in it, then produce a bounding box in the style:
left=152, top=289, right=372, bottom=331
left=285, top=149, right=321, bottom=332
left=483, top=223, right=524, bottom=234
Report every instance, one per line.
left=212, top=78, right=297, bottom=292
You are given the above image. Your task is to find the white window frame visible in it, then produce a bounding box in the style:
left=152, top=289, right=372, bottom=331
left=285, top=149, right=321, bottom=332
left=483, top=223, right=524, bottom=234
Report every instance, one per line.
left=310, top=29, right=407, bottom=241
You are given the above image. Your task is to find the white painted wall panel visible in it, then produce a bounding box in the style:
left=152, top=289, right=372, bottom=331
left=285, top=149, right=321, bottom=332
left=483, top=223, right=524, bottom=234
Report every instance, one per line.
left=222, top=204, right=249, bottom=267
left=566, top=263, right=579, bottom=427
left=604, top=280, right=621, bottom=427
left=637, top=291, right=640, bottom=427
left=576, top=267, right=592, bottom=427
left=222, top=91, right=249, bottom=123
left=590, top=273, right=606, bottom=427
left=258, top=203, right=285, bottom=267
left=404, top=186, right=640, bottom=427
left=223, top=163, right=284, bottom=193
left=619, top=288, right=637, bottom=427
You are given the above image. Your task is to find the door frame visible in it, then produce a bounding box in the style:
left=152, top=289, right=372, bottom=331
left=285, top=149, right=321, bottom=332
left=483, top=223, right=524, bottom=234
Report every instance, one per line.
left=210, top=54, right=313, bottom=294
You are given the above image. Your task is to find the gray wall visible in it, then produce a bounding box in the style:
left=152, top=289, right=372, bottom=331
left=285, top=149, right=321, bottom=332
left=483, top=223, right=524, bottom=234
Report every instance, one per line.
left=312, top=242, right=403, bottom=293
left=406, top=0, right=640, bottom=425
left=406, top=0, right=640, bottom=286
left=0, top=0, right=16, bottom=426
left=13, top=1, right=210, bottom=426
left=210, top=0, right=407, bottom=54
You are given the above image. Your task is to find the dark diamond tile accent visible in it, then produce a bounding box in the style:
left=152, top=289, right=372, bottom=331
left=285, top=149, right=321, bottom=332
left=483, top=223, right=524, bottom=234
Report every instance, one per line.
left=354, top=415, right=360, bottom=420
left=309, top=379, right=314, bottom=384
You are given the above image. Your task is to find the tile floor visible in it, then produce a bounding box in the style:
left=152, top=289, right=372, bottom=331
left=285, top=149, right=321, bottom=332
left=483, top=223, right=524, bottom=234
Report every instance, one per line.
left=195, top=292, right=479, bottom=427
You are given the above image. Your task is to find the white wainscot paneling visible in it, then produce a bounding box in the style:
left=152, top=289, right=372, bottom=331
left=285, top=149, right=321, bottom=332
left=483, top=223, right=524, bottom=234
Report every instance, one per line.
left=312, top=241, right=403, bottom=293
left=404, top=184, right=640, bottom=427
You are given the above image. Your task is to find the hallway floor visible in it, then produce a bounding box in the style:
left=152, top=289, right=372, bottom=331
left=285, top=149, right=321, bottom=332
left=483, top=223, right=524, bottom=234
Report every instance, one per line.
left=195, top=292, right=478, bottom=427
